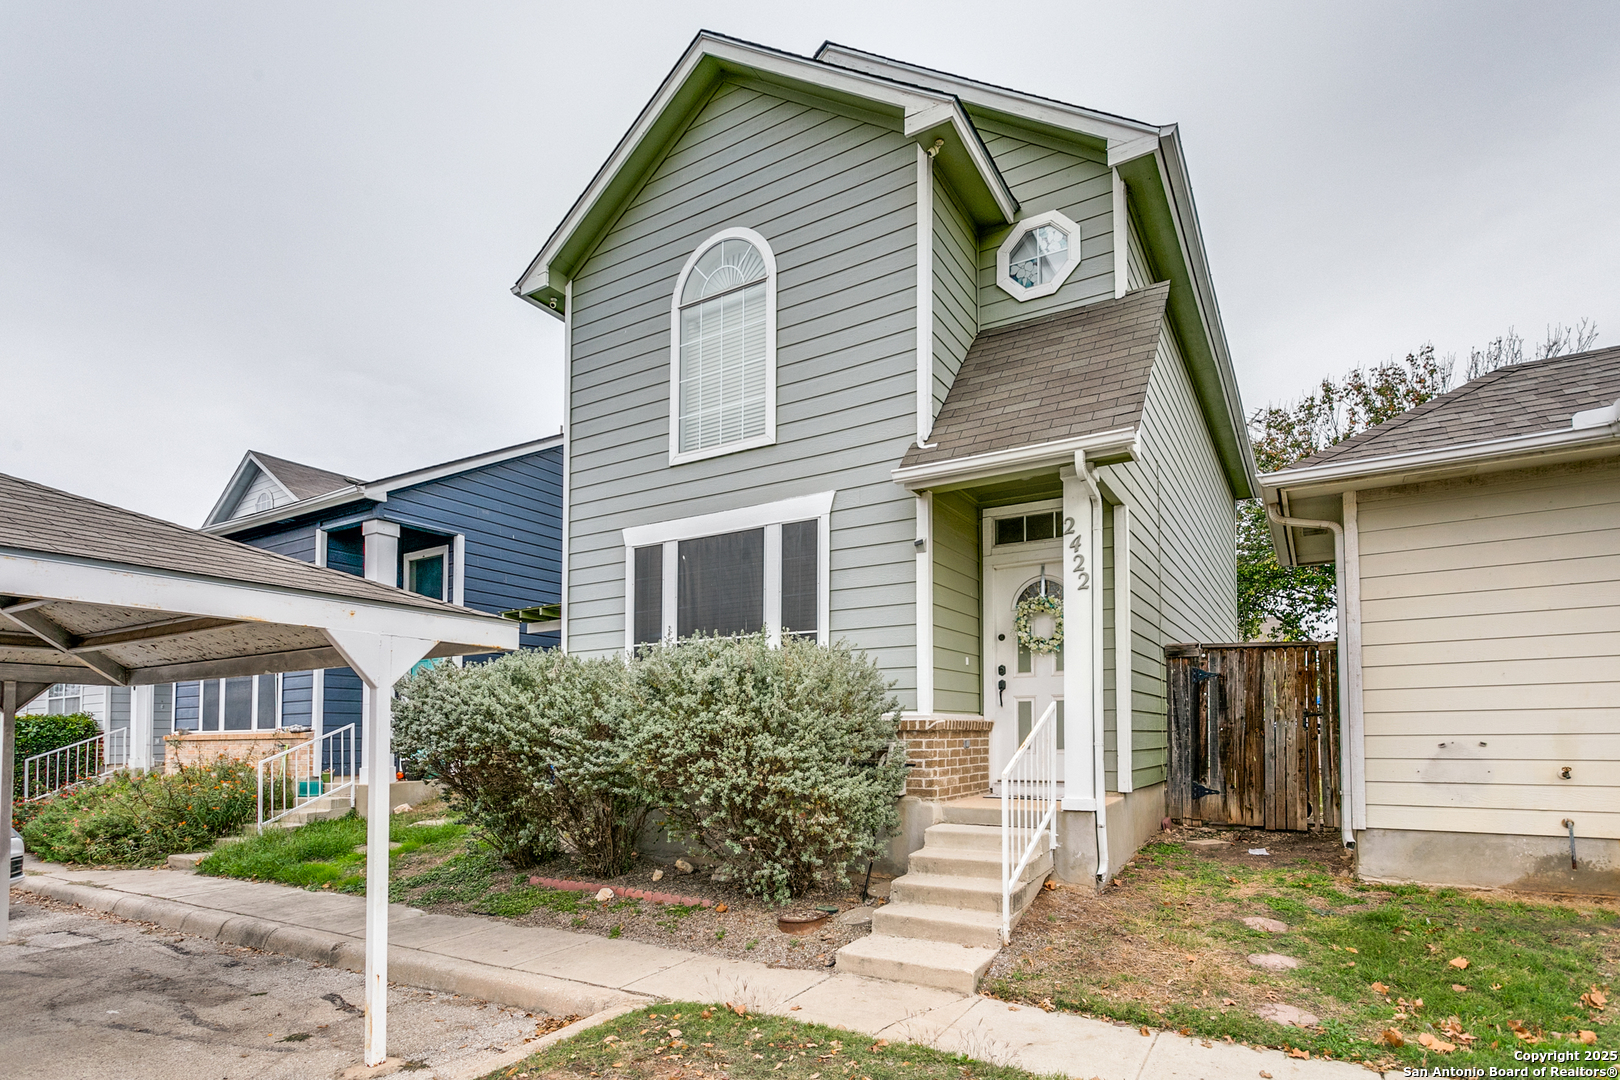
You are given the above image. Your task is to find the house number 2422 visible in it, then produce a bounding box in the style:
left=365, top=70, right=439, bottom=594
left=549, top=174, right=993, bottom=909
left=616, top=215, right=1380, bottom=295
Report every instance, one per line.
left=1062, top=517, right=1090, bottom=589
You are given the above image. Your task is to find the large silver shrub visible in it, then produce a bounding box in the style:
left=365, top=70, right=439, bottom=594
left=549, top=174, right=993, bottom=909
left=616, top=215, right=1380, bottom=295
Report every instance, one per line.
left=629, top=634, right=905, bottom=903
left=392, top=650, right=652, bottom=874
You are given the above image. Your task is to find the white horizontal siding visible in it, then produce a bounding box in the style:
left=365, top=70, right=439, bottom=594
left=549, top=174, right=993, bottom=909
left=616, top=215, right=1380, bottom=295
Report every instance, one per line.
left=1356, top=458, right=1620, bottom=838
left=230, top=468, right=290, bottom=520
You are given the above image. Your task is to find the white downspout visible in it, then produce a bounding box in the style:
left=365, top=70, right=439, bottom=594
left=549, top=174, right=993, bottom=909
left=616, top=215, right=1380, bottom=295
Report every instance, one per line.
left=1265, top=501, right=1354, bottom=847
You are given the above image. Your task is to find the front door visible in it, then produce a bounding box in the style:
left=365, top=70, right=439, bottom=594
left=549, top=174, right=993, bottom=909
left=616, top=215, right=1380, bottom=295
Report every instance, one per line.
left=988, top=561, right=1065, bottom=792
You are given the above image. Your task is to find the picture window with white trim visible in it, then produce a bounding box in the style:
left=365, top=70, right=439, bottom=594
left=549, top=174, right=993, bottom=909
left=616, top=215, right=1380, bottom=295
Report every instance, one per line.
left=196, top=674, right=281, bottom=732
left=633, top=518, right=819, bottom=646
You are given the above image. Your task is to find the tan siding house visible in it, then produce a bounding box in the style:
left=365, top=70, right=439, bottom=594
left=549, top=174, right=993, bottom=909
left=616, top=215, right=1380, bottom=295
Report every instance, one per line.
left=1262, top=348, right=1620, bottom=894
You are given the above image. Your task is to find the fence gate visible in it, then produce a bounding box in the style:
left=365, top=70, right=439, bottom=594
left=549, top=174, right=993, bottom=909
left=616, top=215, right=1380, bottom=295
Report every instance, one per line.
left=1165, top=642, right=1340, bottom=831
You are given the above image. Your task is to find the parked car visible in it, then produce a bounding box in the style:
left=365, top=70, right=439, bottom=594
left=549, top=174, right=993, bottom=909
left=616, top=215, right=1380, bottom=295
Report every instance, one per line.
left=9, top=827, right=22, bottom=885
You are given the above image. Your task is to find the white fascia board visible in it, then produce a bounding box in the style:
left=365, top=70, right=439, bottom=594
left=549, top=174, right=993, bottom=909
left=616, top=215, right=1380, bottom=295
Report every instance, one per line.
left=1261, top=424, right=1620, bottom=500
left=1150, top=130, right=1256, bottom=488
left=621, top=490, right=836, bottom=548
left=815, top=43, right=1160, bottom=146
left=364, top=433, right=563, bottom=497
left=891, top=428, right=1139, bottom=490
left=203, top=485, right=366, bottom=536
left=1106, top=133, right=1161, bottom=168
left=516, top=34, right=1005, bottom=302
left=0, top=550, right=518, bottom=655
left=903, top=103, right=1017, bottom=223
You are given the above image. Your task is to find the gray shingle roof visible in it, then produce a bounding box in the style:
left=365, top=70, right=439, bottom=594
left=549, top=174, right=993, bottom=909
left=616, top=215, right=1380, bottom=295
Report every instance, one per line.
left=900, top=283, right=1169, bottom=470
left=251, top=452, right=361, bottom=500
left=1287, top=345, right=1620, bottom=471
left=0, top=472, right=493, bottom=617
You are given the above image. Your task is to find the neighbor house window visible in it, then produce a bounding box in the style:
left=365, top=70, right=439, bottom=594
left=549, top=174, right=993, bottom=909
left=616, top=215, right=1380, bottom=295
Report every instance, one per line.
left=195, top=674, right=280, bottom=731
left=47, top=684, right=83, bottom=715
left=995, top=210, right=1082, bottom=301
left=669, top=228, right=777, bottom=464
left=623, top=492, right=833, bottom=649
left=404, top=546, right=449, bottom=602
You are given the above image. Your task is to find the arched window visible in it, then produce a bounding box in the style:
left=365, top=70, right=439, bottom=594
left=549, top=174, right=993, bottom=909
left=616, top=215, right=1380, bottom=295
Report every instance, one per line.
left=669, top=228, right=777, bottom=463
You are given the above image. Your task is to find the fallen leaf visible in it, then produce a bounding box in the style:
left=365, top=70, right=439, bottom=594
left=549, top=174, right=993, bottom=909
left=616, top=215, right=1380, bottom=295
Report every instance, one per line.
left=1344, top=961, right=1356, bottom=967
left=1259, top=1072, right=1273, bottom=1079
left=1418, top=1032, right=1456, bottom=1053
left=715, top=904, right=728, bottom=914
left=1582, top=987, right=1608, bottom=1010
left=1580, top=1031, right=1598, bottom=1045
left=1371, top=982, right=1389, bottom=994
left=1344, top=946, right=1358, bottom=953
left=1491, top=983, right=1503, bottom=991
left=1287, top=1048, right=1309, bottom=1059
left=668, top=1030, right=682, bottom=1039
left=699, top=1009, right=713, bottom=1019
left=1452, top=984, right=1469, bottom=993
left=1139, top=1027, right=1150, bottom=1037
left=789, top=1006, right=801, bottom=1012
left=1449, top=957, right=1469, bottom=970
left=1382, top=1029, right=1404, bottom=1048
left=1222, top=998, right=1238, bottom=1006
left=1427, top=943, right=1441, bottom=954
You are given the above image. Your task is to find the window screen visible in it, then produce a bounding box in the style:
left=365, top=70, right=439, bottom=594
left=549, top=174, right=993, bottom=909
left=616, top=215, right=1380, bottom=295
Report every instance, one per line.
left=677, top=529, right=763, bottom=638
left=407, top=554, right=445, bottom=600
left=223, top=677, right=253, bottom=730
left=201, top=680, right=221, bottom=731
left=633, top=545, right=664, bottom=646
left=257, top=674, right=278, bottom=729
left=780, top=519, right=818, bottom=637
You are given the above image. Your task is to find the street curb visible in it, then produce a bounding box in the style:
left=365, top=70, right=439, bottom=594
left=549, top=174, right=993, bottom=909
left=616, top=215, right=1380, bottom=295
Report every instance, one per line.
left=17, top=876, right=649, bottom=1020
left=433, top=1002, right=646, bottom=1080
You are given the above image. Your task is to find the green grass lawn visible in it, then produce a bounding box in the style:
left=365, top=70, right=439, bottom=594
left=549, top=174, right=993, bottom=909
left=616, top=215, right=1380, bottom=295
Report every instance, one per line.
left=985, top=837, right=1618, bottom=1072
left=481, top=1002, right=1055, bottom=1080
left=197, top=807, right=468, bottom=895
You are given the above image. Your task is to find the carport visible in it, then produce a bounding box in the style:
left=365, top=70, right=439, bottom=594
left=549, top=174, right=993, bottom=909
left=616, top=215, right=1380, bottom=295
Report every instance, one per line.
left=0, top=471, right=518, bottom=1066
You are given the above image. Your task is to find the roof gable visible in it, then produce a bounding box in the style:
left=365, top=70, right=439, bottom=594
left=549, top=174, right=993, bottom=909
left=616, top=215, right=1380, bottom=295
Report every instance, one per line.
left=513, top=31, right=1018, bottom=317
left=900, top=283, right=1170, bottom=473
left=203, top=451, right=360, bottom=528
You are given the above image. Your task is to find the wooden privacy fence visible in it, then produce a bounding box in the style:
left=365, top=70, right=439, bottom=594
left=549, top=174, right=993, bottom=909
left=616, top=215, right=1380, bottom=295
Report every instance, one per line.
left=1165, top=642, right=1340, bottom=832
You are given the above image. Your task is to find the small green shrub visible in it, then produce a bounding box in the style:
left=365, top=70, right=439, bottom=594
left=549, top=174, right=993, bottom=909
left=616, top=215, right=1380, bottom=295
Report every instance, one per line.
left=629, top=633, right=905, bottom=903
left=20, top=759, right=257, bottom=865
left=393, top=650, right=654, bottom=874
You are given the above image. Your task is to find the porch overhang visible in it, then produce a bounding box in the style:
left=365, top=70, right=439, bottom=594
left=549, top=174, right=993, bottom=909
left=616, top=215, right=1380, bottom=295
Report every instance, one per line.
left=892, top=428, right=1139, bottom=492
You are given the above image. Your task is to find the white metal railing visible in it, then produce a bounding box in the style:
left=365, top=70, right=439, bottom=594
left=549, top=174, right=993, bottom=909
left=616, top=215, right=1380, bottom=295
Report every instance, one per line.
left=21, top=727, right=129, bottom=802
left=1000, top=700, right=1059, bottom=944
left=257, top=724, right=357, bottom=831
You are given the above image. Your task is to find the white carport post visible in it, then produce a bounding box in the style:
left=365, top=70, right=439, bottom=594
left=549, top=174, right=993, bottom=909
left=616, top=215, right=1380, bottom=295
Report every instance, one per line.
left=324, top=629, right=434, bottom=1069
left=3, top=680, right=50, bottom=942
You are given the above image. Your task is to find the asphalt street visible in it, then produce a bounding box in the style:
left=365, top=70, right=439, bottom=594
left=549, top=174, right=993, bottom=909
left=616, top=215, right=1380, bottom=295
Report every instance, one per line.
left=0, top=893, right=558, bottom=1080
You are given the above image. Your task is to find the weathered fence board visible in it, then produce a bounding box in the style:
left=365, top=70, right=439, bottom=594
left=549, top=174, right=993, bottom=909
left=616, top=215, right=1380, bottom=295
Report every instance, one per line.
left=1165, top=642, right=1340, bottom=831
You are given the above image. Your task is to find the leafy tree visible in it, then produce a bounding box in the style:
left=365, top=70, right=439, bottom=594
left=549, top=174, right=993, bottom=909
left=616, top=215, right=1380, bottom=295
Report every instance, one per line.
left=1241, top=319, right=1599, bottom=639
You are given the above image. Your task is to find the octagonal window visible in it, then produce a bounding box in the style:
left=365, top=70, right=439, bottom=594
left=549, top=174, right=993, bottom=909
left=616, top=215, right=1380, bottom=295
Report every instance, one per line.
left=996, top=210, right=1083, bottom=301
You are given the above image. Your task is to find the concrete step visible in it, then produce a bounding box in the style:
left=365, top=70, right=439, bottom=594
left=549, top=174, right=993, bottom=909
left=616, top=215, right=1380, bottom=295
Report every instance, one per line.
left=939, top=797, right=1001, bottom=827
left=921, top=822, right=1003, bottom=852
left=833, top=933, right=998, bottom=995
left=908, top=845, right=1052, bottom=882
left=890, top=869, right=1046, bottom=915
left=870, top=901, right=1007, bottom=948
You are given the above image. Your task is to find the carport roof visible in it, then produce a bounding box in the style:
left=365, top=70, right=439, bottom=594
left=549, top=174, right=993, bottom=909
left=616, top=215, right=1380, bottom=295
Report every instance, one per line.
left=0, top=471, right=516, bottom=689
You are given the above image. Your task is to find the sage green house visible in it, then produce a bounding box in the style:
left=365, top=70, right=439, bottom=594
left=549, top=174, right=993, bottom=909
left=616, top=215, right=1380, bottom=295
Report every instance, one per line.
left=515, top=33, right=1257, bottom=883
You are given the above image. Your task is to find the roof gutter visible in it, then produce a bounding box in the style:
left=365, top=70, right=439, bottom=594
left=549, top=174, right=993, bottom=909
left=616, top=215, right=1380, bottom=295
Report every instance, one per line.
left=892, top=428, right=1138, bottom=490
left=1261, top=410, right=1620, bottom=500
left=203, top=485, right=368, bottom=537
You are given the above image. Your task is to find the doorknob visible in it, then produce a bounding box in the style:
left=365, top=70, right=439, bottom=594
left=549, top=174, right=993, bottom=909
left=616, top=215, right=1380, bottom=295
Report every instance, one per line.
left=997, top=679, right=1006, bottom=706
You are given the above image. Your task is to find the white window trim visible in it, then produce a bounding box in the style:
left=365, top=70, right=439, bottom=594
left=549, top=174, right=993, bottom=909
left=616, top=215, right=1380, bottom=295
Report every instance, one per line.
left=986, top=497, right=1066, bottom=553
left=201, top=674, right=282, bottom=731
left=622, top=491, right=835, bottom=651
left=995, top=210, right=1083, bottom=302
left=667, top=226, right=779, bottom=466
left=403, top=545, right=451, bottom=602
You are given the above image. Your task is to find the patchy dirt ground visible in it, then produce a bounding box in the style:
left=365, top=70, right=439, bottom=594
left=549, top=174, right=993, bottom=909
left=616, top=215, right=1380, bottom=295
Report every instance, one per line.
left=390, top=823, right=888, bottom=972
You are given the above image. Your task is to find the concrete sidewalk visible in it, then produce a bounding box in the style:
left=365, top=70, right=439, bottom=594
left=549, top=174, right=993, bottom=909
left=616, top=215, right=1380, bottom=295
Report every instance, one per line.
left=15, top=862, right=1386, bottom=1080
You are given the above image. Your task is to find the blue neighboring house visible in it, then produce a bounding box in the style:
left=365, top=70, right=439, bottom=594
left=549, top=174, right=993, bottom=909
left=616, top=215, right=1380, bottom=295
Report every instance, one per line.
left=174, top=437, right=562, bottom=761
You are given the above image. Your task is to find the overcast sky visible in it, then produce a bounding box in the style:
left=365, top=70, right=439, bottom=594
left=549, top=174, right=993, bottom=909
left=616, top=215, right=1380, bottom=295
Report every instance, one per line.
left=4, top=2, right=1618, bottom=526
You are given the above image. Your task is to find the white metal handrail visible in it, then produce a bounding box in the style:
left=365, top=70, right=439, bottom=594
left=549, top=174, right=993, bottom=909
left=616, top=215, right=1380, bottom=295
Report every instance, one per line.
left=21, top=727, right=129, bottom=802
left=257, top=724, right=357, bottom=831
left=1000, top=700, right=1059, bottom=944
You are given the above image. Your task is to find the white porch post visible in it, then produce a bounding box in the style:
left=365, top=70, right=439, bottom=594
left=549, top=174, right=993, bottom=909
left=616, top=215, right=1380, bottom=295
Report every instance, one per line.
left=323, top=630, right=434, bottom=1070
left=1060, top=464, right=1098, bottom=808
left=129, top=685, right=155, bottom=771
left=2, top=681, right=15, bottom=943
left=359, top=521, right=401, bottom=785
